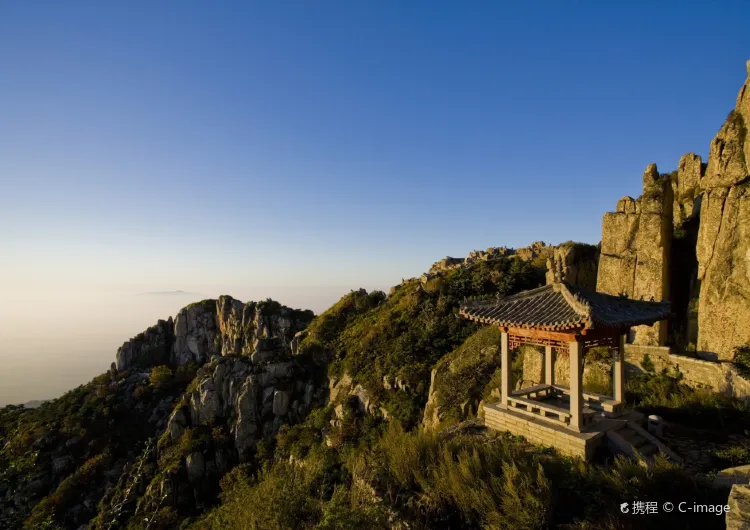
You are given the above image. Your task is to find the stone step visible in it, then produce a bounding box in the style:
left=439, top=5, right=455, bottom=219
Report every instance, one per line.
left=617, top=427, right=647, bottom=447
left=638, top=443, right=659, bottom=458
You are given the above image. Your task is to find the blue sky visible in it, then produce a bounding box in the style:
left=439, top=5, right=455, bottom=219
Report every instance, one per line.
left=2, top=1, right=749, bottom=300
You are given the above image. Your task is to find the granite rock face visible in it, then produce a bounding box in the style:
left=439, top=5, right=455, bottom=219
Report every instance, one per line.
left=671, top=153, right=704, bottom=228
left=216, top=296, right=313, bottom=362
left=166, top=355, right=327, bottom=462
left=727, top=484, right=750, bottom=530
left=171, top=300, right=219, bottom=367
left=696, top=62, right=750, bottom=360
left=117, top=297, right=314, bottom=371
left=544, top=243, right=600, bottom=289
left=116, top=318, right=174, bottom=371
left=596, top=164, right=673, bottom=345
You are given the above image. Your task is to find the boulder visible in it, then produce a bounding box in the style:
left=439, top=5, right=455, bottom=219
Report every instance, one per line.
left=727, top=484, right=750, bottom=530
left=167, top=407, right=188, bottom=441
left=52, top=455, right=75, bottom=476
left=272, top=390, right=290, bottom=416
left=714, top=465, right=750, bottom=489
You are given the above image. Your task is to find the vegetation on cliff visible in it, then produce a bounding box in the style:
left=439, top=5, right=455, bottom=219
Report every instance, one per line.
left=301, top=257, right=544, bottom=427
left=422, top=325, right=504, bottom=429
left=189, top=410, right=727, bottom=530
left=0, top=365, right=196, bottom=529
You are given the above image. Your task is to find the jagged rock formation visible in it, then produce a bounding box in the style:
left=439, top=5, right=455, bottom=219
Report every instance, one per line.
left=216, top=296, right=313, bottom=363
left=166, top=355, right=327, bottom=463
left=595, top=61, right=750, bottom=359
left=596, top=164, right=673, bottom=345
left=116, top=297, right=314, bottom=371
left=672, top=153, right=705, bottom=228
left=171, top=300, right=219, bottom=367
left=544, top=243, right=600, bottom=289
left=696, top=61, right=750, bottom=360
left=116, top=319, right=174, bottom=371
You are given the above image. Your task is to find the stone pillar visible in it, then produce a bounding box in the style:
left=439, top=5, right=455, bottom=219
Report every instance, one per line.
left=569, top=340, right=584, bottom=431
left=544, top=345, right=555, bottom=386
left=501, top=331, right=510, bottom=408
left=613, top=334, right=626, bottom=403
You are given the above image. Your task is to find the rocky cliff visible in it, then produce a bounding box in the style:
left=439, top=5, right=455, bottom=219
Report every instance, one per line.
left=166, top=355, right=327, bottom=463
left=116, top=319, right=174, bottom=371
left=116, top=297, right=314, bottom=371
left=696, top=61, right=750, bottom=360
left=544, top=242, right=600, bottom=289
left=672, top=153, right=705, bottom=229
left=596, top=166, right=673, bottom=346
left=595, top=60, right=750, bottom=360
left=90, top=298, right=322, bottom=524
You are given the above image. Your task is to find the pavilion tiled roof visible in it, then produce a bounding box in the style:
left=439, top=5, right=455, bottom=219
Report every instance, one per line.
left=459, top=282, right=671, bottom=331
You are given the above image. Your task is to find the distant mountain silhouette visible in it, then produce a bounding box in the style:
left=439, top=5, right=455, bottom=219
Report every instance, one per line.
left=136, top=290, right=202, bottom=297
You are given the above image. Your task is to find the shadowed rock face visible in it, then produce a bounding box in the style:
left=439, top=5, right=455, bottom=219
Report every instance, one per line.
left=172, top=300, right=219, bottom=368
left=166, top=355, right=327, bottom=462
left=696, top=61, right=750, bottom=360
left=596, top=164, right=673, bottom=346
left=116, top=318, right=174, bottom=371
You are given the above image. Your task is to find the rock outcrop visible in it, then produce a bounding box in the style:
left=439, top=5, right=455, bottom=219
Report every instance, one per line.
left=166, top=354, right=327, bottom=462
left=116, top=318, right=174, bottom=371
left=696, top=61, right=750, bottom=360
left=544, top=243, right=600, bottom=289
left=171, top=300, right=220, bottom=367
left=671, top=153, right=704, bottom=228
left=596, top=164, right=673, bottom=345
left=727, top=484, right=750, bottom=530
left=116, top=297, right=315, bottom=371
left=216, top=296, right=313, bottom=363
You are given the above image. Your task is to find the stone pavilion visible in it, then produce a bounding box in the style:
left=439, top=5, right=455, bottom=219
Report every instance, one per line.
left=460, top=281, right=673, bottom=460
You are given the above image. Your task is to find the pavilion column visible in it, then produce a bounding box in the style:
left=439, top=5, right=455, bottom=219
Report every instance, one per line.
left=544, top=345, right=555, bottom=386
left=568, top=340, right=584, bottom=431
left=500, top=331, right=510, bottom=407
left=613, top=333, right=626, bottom=403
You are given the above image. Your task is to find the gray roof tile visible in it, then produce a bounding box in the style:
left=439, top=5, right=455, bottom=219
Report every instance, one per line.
left=460, top=282, right=671, bottom=331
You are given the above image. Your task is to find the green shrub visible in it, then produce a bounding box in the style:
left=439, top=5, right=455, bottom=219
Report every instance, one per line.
left=640, top=353, right=655, bottom=372
left=626, top=372, right=750, bottom=432
left=150, top=365, right=173, bottom=390
left=715, top=442, right=750, bottom=467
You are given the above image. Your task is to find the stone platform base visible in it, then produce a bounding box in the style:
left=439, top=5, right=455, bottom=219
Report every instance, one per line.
left=484, top=403, right=644, bottom=460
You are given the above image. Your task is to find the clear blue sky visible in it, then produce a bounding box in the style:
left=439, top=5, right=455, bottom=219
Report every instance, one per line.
left=2, top=1, right=749, bottom=298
